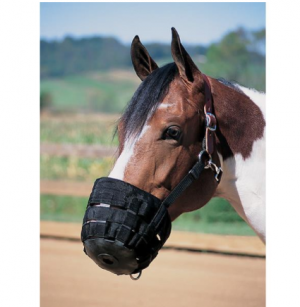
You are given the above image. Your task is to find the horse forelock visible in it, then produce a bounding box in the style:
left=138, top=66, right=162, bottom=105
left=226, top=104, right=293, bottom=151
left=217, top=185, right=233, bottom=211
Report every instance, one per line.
left=118, top=63, right=179, bottom=146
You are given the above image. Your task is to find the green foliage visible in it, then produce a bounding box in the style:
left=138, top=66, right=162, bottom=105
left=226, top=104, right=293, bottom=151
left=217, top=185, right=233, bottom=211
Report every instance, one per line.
left=40, top=36, right=207, bottom=79
left=40, top=91, right=53, bottom=111
left=41, top=114, right=117, bottom=182
left=40, top=27, right=265, bottom=114
left=40, top=113, right=119, bottom=145
left=41, top=156, right=114, bottom=181
left=41, top=36, right=131, bottom=78
left=202, top=28, right=265, bottom=91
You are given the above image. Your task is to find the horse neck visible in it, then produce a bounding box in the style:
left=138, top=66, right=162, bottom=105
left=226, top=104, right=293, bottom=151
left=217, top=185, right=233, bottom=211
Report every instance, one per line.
left=210, top=78, right=266, bottom=242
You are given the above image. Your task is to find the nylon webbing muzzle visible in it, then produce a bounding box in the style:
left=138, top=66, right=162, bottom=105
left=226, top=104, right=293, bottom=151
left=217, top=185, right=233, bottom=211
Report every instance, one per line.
left=81, top=177, right=172, bottom=276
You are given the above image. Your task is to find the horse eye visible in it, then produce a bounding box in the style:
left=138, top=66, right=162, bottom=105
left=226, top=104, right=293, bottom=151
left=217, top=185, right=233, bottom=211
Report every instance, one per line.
left=165, top=126, right=181, bottom=140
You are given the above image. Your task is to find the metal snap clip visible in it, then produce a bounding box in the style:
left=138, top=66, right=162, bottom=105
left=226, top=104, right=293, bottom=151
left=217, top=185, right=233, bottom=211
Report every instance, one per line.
left=206, top=160, right=223, bottom=182
left=130, top=271, right=142, bottom=281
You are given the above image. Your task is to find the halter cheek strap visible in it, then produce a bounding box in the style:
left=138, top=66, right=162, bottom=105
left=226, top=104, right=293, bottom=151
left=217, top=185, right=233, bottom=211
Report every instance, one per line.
left=202, top=74, right=217, bottom=156
left=160, top=75, right=222, bottom=208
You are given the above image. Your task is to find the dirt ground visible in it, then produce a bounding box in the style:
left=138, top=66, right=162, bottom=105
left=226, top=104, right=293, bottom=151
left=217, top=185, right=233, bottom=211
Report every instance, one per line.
left=41, top=238, right=265, bottom=307
left=40, top=221, right=266, bottom=256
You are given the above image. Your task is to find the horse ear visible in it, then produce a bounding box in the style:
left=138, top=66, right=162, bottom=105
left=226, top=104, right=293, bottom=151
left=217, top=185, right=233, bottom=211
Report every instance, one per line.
left=171, top=27, right=200, bottom=82
left=131, top=35, right=159, bottom=81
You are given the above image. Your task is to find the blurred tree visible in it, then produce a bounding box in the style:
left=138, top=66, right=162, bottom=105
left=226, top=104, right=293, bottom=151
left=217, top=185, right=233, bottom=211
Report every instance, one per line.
left=40, top=36, right=207, bottom=79
left=40, top=36, right=130, bottom=78
left=202, top=27, right=265, bottom=91
left=40, top=28, right=266, bottom=113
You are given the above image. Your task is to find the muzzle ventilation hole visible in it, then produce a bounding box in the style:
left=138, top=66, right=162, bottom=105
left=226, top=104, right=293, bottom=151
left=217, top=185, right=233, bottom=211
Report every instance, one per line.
left=98, top=254, right=116, bottom=266
left=102, top=257, right=114, bottom=265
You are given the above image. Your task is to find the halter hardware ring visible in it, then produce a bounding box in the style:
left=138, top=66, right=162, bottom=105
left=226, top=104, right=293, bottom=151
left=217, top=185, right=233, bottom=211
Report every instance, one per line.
left=206, top=160, right=223, bottom=182
left=200, top=151, right=223, bottom=182
left=130, top=271, right=142, bottom=281
left=198, top=150, right=211, bottom=166
left=205, top=113, right=217, bottom=131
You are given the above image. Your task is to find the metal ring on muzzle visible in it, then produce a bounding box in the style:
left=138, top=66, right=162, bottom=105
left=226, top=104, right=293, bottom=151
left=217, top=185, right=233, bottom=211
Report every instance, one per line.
left=81, top=177, right=172, bottom=276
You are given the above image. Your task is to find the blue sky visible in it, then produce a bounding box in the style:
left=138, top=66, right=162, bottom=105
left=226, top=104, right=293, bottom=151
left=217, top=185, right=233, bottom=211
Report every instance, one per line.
left=40, top=2, right=265, bottom=45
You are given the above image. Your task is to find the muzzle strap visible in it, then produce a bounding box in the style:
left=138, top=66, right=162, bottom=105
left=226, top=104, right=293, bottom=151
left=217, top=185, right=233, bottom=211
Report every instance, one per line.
left=161, top=150, right=209, bottom=208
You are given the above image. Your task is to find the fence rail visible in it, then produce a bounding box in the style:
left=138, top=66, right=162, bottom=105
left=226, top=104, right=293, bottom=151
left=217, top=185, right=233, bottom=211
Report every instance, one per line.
left=41, top=180, right=92, bottom=197
left=40, top=143, right=115, bottom=196
left=41, top=142, right=117, bottom=158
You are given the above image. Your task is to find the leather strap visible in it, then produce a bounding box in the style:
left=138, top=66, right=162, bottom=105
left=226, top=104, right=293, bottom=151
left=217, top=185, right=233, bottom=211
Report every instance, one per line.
left=160, top=150, right=210, bottom=208
left=160, top=75, right=220, bottom=209
left=202, top=74, right=216, bottom=155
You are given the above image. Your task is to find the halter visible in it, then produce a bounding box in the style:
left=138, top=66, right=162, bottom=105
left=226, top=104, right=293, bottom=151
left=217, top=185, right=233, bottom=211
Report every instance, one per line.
left=81, top=74, right=223, bottom=280
left=158, top=74, right=222, bottom=208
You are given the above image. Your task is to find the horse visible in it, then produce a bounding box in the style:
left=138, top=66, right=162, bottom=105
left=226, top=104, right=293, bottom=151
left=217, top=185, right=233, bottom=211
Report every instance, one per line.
left=108, top=28, right=266, bottom=243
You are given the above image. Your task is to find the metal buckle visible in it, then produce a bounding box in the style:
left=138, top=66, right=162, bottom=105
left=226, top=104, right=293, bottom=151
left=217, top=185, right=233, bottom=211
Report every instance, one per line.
left=206, top=160, right=223, bottom=182
left=198, top=151, right=223, bottom=182
left=205, top=113, right=217, bottom=131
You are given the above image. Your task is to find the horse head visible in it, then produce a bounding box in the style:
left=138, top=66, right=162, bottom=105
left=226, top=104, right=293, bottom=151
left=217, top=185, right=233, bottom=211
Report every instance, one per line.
left=111, top=28, right=220, bottom=220
left=81, top=28, right=266, bottom=278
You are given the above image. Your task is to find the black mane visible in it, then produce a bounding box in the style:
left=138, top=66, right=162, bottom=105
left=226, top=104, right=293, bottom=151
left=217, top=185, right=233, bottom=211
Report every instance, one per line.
left=120, top=63, right=178, bottom=140
left=217, top=78, right=244, bottom=94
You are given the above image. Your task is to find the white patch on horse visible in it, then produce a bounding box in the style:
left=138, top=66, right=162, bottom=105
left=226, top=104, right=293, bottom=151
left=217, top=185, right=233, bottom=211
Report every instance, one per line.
left=158, top=103, right=174, bottom=109
left=214, top=87, right=266, bottom=242
left=108, top=125, right=150, bottom=180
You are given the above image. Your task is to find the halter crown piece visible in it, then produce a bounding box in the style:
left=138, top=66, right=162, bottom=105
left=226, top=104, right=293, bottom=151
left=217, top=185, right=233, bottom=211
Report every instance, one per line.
left=81, top=74, right=222, bottom=280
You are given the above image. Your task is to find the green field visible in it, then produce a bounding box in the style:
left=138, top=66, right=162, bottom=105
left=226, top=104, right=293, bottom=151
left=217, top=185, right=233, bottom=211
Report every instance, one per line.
left=40, top=194, right=255, bottom=235
left=41, top=66, right=264, bottom=115
left=41, top=113, right=119, bottom=145
left=41, top=156, right=114, bottom=182
left=41, top=70, right=140, bottom=113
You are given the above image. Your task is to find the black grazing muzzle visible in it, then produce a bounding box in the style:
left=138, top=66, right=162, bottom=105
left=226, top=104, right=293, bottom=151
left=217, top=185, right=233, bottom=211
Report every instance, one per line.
left=81, top=150, right=222, bottom=278
left=81, top=75, right=223, bottom=279
left=81, top=177, right=172, bottom=276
